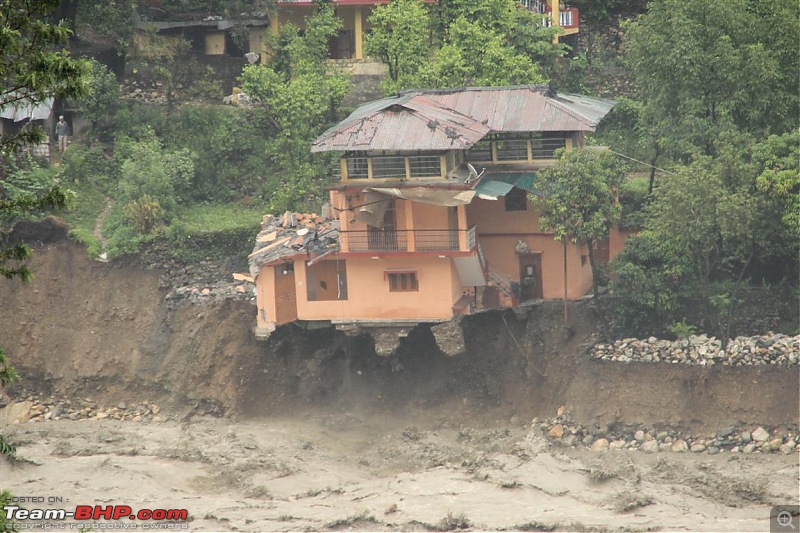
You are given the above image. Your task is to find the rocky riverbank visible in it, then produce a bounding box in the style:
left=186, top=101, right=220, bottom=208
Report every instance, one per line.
left=537, top=409, right=798, bottom=456
left=3, top=394, right=167, bottom=424
left=590, top=333, right=799, bottom=366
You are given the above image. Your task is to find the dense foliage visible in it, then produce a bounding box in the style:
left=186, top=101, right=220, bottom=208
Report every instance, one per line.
left=366, top=0, right=563, bottom=93
left=241, top=4, right=350, bottom=212
left=605, top=0, right=800, bottom=340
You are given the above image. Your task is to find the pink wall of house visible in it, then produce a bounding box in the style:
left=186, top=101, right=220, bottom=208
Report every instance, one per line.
left=292, top=255, right=461, bottom=322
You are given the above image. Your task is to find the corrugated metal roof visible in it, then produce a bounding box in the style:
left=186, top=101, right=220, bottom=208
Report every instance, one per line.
left=313, top=86, right=615, bottom=153
left=423, top=86, right=614, bottom=132
left=0, top=95, right=53, bottom=122
left=311, top=95, right=490, bottom=153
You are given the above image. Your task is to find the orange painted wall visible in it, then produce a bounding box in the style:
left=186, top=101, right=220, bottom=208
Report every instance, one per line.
left=609, top=226, right=635, bottom=261
left=255, top=265, right=278, bottom=332
left=467, top=196, right=593, bottom=299
left=294, top=255, right=461, bottom=321
left=466, top=196, right=541, bottom=233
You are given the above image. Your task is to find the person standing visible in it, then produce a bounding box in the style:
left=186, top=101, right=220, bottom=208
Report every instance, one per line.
left=55, top=115, right=70, bottom=153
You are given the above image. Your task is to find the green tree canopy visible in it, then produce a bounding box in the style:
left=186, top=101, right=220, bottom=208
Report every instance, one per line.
left=366, top=0, right=563, bottom=93
left=536, top=148, right=627, bottom=296
left=625, top=0, right=799, bottom=159
left=611, top=136, right=798, bottom=341
left=241, top=4, right=350, bottom=212
left=77, top=59, right=120, bottom=130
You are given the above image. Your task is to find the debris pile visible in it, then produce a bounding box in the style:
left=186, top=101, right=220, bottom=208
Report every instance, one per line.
left=119, top=80, right=169, bottom=104
left=11, top=394, right=165, bottom=424
left=248, top=211, right=339, bottom=278
left=590, top=333, right=799, bottom=366
left=537, top=410, right=798, bottom=455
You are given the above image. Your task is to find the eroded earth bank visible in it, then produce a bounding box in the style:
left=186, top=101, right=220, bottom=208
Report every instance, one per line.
left=1, top=229, right=798, bottom=532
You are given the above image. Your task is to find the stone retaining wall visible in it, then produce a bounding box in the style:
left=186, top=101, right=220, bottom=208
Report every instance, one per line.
left=590, top=333, right=799, bottom=366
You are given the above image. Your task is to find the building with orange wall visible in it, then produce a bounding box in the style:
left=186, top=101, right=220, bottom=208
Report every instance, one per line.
left=250, top=86, right=621, bottom=338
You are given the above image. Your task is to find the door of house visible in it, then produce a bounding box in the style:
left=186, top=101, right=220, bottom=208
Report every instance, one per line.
left=274, top=264, right=298, bottom=324
left=518, top=252, right=543, bottom=301
left=594, top=236, right=610, bottom=265
left=368, top=200, right=398, bottom=251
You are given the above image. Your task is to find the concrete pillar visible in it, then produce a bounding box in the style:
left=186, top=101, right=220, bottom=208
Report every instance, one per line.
left=550, top=0, right=560, bottom=43
left=354, top=7, right=363, bottom=60
left=270, top=12, right=279, bottom=36
left=457, top=205, right=468, bottom=250
left=405, top=200, right=416, bottom=252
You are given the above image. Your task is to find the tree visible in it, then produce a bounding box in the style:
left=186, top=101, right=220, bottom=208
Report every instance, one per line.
left=417, top=16, right=547, bottom=88
left=610, top=140, right=797, bottom=343
left=241, top=4, right=349, bottom=212
left=0, top=0, right=89, bottom=158
left=75, top=0, right=135, bottom=56
left=754, top=131, right=800, bottom=237
left=365, top=0, right=431, bottom=94
left=366, top=0, right=563, bottom=93
left=77, top=59, right=120, bottom=131
left=625, top=0, right=798, bottom=159
left=536, top=148, right=627, bottom=297
left=115, top=128, right=195, bottom=229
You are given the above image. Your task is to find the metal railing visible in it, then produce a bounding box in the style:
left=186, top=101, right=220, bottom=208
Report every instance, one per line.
left=341, top=227, right=477, bottom=253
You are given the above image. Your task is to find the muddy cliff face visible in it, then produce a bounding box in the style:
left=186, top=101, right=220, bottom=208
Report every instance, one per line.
left=1, top=234, right=797, bottom=430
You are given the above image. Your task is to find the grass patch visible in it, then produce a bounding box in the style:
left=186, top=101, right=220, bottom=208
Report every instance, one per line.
left=171, top=202, right=267, bottom=234
left=60, top=182, right=107, bottom=257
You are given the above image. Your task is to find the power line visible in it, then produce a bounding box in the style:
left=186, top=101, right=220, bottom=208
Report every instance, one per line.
left=609, top=150, right=676, bottom=176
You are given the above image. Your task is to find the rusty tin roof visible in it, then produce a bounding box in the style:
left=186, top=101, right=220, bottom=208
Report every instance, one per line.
left=312, top=95, right=491, bottom=153
left=312, top=86, right=615, bottom=153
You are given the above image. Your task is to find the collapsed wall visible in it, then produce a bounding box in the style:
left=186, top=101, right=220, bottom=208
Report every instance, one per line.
left=1, top=228, right=797, bottom=432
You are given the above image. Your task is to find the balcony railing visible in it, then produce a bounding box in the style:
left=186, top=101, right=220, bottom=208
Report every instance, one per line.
left=341, top=227, right=476, bottom=253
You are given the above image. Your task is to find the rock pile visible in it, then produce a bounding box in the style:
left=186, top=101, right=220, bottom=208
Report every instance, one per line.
left=120, top=80, right=169, bottom=105
left=13, top=394, right=165, bottom=424
left=537, top=411, right=798, bottom=455
left=590, top=333, right=799, bottom=366
left=165, top=279, right=254, bottom=305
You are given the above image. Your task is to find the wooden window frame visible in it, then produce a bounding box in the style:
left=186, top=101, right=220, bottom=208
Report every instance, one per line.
left=385, top=270, right=419, bottom=292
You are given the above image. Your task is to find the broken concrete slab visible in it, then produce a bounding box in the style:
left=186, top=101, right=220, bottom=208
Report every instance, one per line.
left=431, top=320, right=466, bottom=356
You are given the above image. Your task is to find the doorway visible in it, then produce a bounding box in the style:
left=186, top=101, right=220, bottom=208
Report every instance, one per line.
left=368, top=199, right=398, bottom=251
left=274, top=264, right=298, bottom=324
left=518, top=252, right=543, bottom=301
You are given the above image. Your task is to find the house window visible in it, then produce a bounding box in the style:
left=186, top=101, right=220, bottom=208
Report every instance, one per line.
left=504, top=187, right=528, bottom=211
left=306, top=260, right=348, bottom=301
left=372, top=156, right=406, bottom=178
left=386, top=271, right=418, bottom=292
left=532, top=133, right=567, bottom=158
left=346, top=157, right=369, bottom=179
left=496, top=138, right=529, bottom=161
left=465, top=140, right=492, bottom=162
left=408, top=155, right=441, bottom=177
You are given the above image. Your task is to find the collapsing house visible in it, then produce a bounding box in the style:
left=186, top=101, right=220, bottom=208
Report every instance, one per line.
left=248, top=86, right=626, bottom=351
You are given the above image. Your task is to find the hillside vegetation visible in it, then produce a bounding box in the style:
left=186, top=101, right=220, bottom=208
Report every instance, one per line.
left=2, top=0, right=797, bottom=340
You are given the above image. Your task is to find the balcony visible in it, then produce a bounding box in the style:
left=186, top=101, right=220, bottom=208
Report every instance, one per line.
left=340, top=227, right=476, bottom=254
left=518, top=0, right=579, bottom=31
